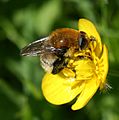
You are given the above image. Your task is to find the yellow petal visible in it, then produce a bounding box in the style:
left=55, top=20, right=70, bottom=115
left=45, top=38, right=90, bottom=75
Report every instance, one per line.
left=78, top=19, right=102, bottom=56
left=71, top=76, right=100, bottom=110
left=99, top=44, right=108, bottom=89
left=42, top=73, right=85, bottom=105
left=61, top=68, right=75, bottom=78
left=74, top=59, right=95, bottom=80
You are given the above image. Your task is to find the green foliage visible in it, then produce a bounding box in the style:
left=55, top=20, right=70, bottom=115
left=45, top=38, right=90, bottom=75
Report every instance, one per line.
left=0, top=0, right=119, bottom=120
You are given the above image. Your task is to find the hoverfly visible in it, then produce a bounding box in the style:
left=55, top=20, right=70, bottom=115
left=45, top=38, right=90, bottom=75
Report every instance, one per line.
left=21, top=28, right=95, bottom=74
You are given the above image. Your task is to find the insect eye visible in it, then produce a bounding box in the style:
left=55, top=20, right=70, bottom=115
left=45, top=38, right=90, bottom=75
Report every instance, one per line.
left=79, top=32, right=88, bottom=50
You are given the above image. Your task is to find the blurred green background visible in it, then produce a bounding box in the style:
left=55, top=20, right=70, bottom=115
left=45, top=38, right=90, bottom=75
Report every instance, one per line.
left=0, top=0, right=119, bottom=120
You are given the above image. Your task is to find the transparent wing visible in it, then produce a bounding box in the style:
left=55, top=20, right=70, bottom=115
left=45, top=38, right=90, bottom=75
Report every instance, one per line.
left=20, top=37, right=62, bottom=56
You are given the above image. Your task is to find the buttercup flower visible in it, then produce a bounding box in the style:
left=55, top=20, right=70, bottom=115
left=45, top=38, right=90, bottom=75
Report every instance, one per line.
left=41, top=19, right=108, bottom=110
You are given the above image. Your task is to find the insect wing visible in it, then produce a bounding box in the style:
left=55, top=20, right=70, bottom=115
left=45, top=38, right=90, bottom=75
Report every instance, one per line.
left=20, top=37, right=62, bottom=56
left=20, top=37, right=49, bottom=56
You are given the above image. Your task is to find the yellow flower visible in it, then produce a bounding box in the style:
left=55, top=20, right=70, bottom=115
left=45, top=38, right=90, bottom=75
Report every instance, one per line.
left=42, top=19, right=108, bottom=110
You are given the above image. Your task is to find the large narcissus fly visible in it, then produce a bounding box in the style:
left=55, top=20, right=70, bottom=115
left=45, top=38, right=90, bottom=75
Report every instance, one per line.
left=21, top=19, right=109, bottom=110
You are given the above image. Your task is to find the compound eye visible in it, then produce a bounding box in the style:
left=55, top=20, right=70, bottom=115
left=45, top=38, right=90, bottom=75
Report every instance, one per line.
left=79, top=32, right=88, bottom=50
